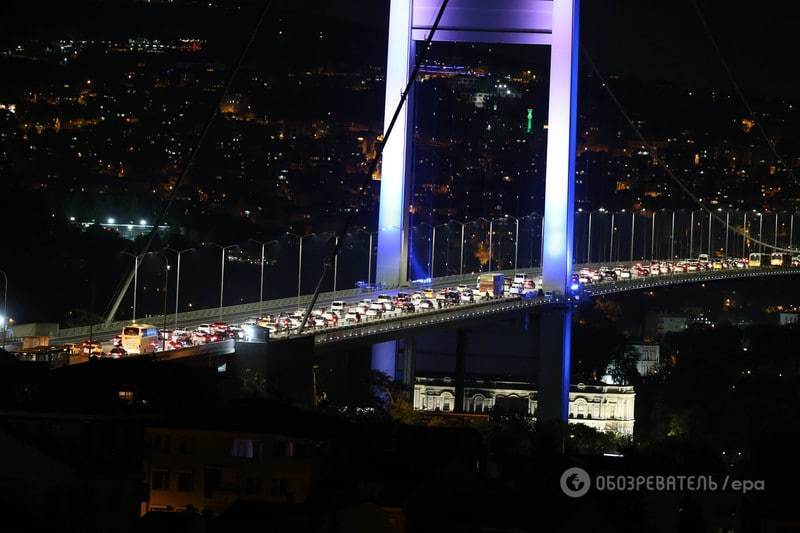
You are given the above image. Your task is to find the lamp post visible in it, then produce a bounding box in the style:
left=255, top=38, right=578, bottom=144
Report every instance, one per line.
left=724, top=211, right=730, bottom=257
left=248, top=239, right=276, bottom=318
left=147, top=252, right=170, bottom=351
left=670, top=211, right=676, bottom=259
left=367, top=231, right=374, bottom=287
left=287, top=233, right=315, bottom=310
left=630, top=211, right=635, bottom=261
left=609, top=211, right=615, bottom=262
left=165, top=247, right=194, bottom=330
left=790, top=214, right=795, bottom=250
left=757, top=212, right=763, bottom=253
left=774, top=212, right=779, bottom=249
left=208, top=243, right=239, bottom=321
left=0, top=269, right=7, bottom=350
left=499, top=215, right=520, bottom=273
left=689, top=211, right=695, bottom=259
left=708, top=211, right=713, bottom=256
left=488, top=219, right=494, bottom=272
left=120, top=252, right=141, bottom=323
left=587, top=211, right=593, bottom=263
left=458, top=220, right=465, bottom=275
left=430, top=224, right=437, bottom=279
left=651, top=211, right=657, bottom=260
left=333, top=235, right=339, bottom=294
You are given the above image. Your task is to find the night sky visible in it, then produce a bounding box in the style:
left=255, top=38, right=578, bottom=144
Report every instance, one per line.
left=1, top=1, right=795, bottom=98
left=291, top=0, right=798, bottom=99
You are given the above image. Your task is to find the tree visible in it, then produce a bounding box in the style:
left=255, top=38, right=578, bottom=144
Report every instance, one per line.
left=608, top=346, right=641, bottom=385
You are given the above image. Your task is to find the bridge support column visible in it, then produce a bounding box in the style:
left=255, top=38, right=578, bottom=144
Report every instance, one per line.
left=538, top=307, right=572, bottom=422
left=371, top=340, right=398, bottom=380
left=454, top=329, right=467, bottom=413
left=400, top=336, right=416, bottom=395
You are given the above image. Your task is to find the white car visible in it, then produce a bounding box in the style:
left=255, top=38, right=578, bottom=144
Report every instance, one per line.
left=415, top=299, right=434, bottom=311
left=331, top=301, right=347, bottom=313
left=196, top=324, right=213, bottom=334
left=344, top=311, right=361, bottom=324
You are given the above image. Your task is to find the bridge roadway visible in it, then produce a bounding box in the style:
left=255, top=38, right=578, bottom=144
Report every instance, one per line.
left=51, top=263, right=800, bottom=348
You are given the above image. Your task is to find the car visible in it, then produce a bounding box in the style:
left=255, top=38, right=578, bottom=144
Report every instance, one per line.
left=108, top=347, right=127, bottom=359
left=365, top=307, right=382, bottom=319
left=415, top=299, right=434, bottom=311
left=196, top=324, right=213, bottom=334
left=80, top=340, right=103, bottom=356
left=399, top=302, right=416, bottom=313
left=344, top=311, right=361, bottom=324
left=331, top=301, right=347, bottom=313
left=112, top=336, right=122, bottom=347
left=228, top=326, right=245, bottom=340
left=256, top=316, right=274, bottom=328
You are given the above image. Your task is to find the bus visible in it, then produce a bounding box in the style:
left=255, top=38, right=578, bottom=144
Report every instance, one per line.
left=121, top=324, right=159, bottom=354
left=770, top=252, right=792, bottom=267
left=748, top=253, right=769, bottom=268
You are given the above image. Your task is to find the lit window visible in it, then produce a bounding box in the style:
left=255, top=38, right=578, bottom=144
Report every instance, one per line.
left=231, top=439, right=255, bottom=458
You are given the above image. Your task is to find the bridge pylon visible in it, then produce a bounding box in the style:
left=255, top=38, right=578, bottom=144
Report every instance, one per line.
left=375, top=0, right=580, bottom=422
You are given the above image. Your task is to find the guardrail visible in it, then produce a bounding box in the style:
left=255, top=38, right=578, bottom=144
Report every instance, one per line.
left=52, top=263, right=800, bottom=342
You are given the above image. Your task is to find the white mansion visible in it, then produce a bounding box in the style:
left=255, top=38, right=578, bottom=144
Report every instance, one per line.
left=413, top=376, right=635, bottom=436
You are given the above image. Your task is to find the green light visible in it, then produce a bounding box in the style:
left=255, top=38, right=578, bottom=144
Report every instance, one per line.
left=526, top=108, right=533, bottom=134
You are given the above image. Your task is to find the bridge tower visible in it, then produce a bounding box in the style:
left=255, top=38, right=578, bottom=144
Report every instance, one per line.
left=374, top=0, right=580, bottom=421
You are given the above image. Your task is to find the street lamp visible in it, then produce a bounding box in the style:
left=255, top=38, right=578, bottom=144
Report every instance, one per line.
left=145, top=252, right=170, bottom=352
left=120, top=251, right=141, bottom=323
left=248, top=239, right=277, bottom=318
left=757, top=212, right=764, bottom=254
left=207, top=243, right=240, bottom=321
left=286, top=232, right=316, bottom=310
left=0, top=269, right=7, bottom=349
left=501, top=214, right=520, bottom=273
left=164, top=247, right=195, bottom=329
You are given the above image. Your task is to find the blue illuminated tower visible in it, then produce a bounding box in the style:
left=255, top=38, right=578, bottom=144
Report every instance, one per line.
left=375, top=0, right=580, bottom=421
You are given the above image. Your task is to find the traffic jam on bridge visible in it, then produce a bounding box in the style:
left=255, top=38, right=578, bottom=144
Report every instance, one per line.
left=54, top=251, right=800, bottom=361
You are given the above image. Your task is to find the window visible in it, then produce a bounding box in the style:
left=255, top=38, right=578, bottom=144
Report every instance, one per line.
left=231, top=439, right=255, bottom=458
left=270, top=478, right=288, bottom=497
left=474, top=396, right=484, bottom=413
left=244, top=476, right=262, bottom=496
left=273, top=440, right=295, bottom=458
left=117, top=390, right=134, bottom=403
left=177, top=436, right=193, bottom=455
left=152, top=434, right=171, bottom=454
left=204, top=468, right=222, bottom=499
left=151, top=470, right=169, bottom=491
left=176, top=471, right=194, bottom=492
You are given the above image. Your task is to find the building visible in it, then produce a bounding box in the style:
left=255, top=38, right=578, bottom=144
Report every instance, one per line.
left=413, top=376, right=635, bottom=436
left=646, top=312, right=689, bottom=338
left=629, top=343, right=661, bottom=376
left=143, top=420, right=323, bottom=516
left=777, top=312, right=800, bottom=326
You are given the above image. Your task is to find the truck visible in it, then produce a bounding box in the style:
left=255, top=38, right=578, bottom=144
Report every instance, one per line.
left=477, top=273, right=505, bottom=298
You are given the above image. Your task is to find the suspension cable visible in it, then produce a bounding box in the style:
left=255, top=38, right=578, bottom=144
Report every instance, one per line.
left=689, top=0, right=800, bottom=191
left=104, top=0, right=274, bottom=324
left=296, top=0, right=451, bottom=333
left=581, top=46, right=796, bottom=254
